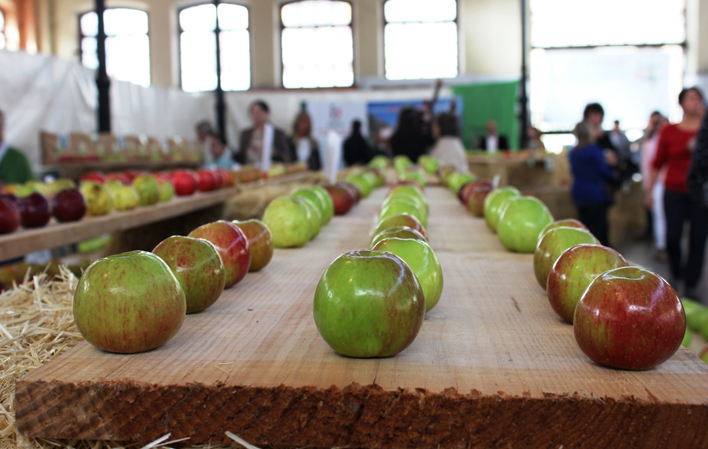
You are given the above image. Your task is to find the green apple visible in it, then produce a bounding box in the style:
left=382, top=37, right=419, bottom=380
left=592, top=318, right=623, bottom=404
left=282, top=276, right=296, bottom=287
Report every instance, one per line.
left=73, top=251, right=186, bottom=353
left=292, top=188, right=330, bottom=226
left=393, top=155, right=413, bottom=173
left=233, top=219, right=274, bottom=272
left=546, top=244, right=629, bottom=323
left=418, top=155, right=440, bottom=174
left=534, top=227, right=599, bottom=289
left=262, top=196, right=312, bottom=248
left=132, top=174, right=160, bottom=206
left=345, top=174, right=373, bottom=198
left=49, top=178, right=76, bottom=196
left=79, top=181, right=113, bottom=216
left=370, top=226, right=428, bottom=249
left=497, top=196, right=553, bottom=253
left=157, top=178, right=174, bottom=202
left=682, top=328, right=692, bottom=347
left=484, top=187, right=521, bottom=233
left=307, top=186, right=335, bottom=224
left=379, top=200, right=427, bottom=229
left=295, top=196, right=322, bottom=240
left=383, top=192, right=428, bottom=215
left=540, top=219, right=589, bottom=238
left=153, top=236, right=225, bottom=314
left=373, top=213, right=427, bottom=240
left=398, top=170, right=427, bottom=188
left=313, top=250, right=425, bottom=357
left=369, top=155, right=389, bottom=171
left=373, top=237, right=443, bottom=312
left=447, top=172, right=477, bottom=195
left=685, top=300, right=708, bottom=332
left=114, top=186, right=139, bottom=211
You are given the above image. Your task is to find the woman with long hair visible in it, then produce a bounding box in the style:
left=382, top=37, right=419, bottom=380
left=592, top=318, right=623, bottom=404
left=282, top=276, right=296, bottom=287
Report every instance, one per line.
left=289, top=111, right=321, bottom=171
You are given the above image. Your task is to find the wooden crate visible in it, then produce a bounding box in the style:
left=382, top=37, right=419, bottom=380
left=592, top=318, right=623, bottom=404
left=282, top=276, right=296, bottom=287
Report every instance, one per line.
left=15, top=187, right=708, bottom=448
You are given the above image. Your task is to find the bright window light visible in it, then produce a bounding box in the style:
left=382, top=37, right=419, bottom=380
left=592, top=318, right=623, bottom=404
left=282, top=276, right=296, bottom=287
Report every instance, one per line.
left=281, top=1, right=354, bottom=89
left=1, top=9, right=8, bottom=50
left=383, top=0, right=458, bottom=80
left=79, top=9, right=151, bottom=86
left=179, top=3, right=250, bottom=92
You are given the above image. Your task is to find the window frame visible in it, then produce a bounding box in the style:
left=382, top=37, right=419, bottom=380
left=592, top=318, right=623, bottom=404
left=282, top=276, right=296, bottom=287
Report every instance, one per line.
left=77, top=7, right=152, bottom=85
left=382, top=0, right=460, bottom=81
left=176, top=1, right=252, bottom=92
left=279, top=0, right=356, bottom=90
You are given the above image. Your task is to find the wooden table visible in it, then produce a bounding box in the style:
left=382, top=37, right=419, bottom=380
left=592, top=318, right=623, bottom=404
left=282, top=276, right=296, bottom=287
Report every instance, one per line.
left=15, top=187, right=708, bottom=448
left=0, top=173, right=312, bottom=261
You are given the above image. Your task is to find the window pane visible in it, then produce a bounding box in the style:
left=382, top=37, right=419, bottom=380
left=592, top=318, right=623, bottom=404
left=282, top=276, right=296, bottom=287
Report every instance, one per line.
left=180, top=31, right=217, bottom=92
left=385, top=22, right=458, bottom=80
left=385, top=0, right=457, bottom=23
left=180, top=4, right=216, bottom=32
left=81, top=37, right=98, bottom=69
left=530, top=0, right=686, bottom=47
left=282, top=26, right=353, bottom=88
left=220, top=30, right=250, bottom=91
left=218, top=3, right=248, bottom=30
left=0, top=10, right=6, bottom=31
left=529, top=46, right=685, bottom=132
left=0, top=34, right=5, bottom=50
left=106, top=35, right=151, bottom=86
left=281, top=1, right=352, bottom=27
left=104, top=8, right=148, bottom=36
left=81, top=12, right=98, bottom=37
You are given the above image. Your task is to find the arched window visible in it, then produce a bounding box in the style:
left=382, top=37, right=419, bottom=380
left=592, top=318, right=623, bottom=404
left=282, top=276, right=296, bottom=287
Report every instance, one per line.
left=383, top=0, right=458, bottom=80
left=280, top=0, right=354, bottom=89
left=179, top=3, right=250, bottom=92
left=0, top=9, right=6, bottom=50
left=80, top=8, right=151, bottom=86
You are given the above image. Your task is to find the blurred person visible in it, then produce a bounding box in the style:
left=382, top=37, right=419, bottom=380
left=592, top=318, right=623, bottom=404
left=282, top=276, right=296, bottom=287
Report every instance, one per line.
left=389, top=107, right=434, bottom=163
left=475, top=120, right=509, bottom=152
left=0, top=109, right=34, bottom=185
left=610, top=120, right=631, bottom=162
left=430, top=113, right=467, bottom=172
left=639, top=111, right=668, bottom=257
left=289, top=111, right=321, bottom=171
left=688, top=106, right=708, bottom=207
left=343, top=120, right=373, bottom=167
left=236, top=100, right=291, bottom=166
left=647, top=87, right=707, bottom=298
left=583, top=103, right=616, bottom=154
left=205, top=134, right=234, bottom=170
left=568, top=121, right=618, bottom=246
left=528, top=127, right=546, bottom=151
left=195, top=121, right=214, bottom=165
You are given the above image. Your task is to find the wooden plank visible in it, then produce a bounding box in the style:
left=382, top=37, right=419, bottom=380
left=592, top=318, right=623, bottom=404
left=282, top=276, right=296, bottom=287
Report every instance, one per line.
left=0, top=173, right=313, bottom=260
left=15, top=187, right=708, bottom=448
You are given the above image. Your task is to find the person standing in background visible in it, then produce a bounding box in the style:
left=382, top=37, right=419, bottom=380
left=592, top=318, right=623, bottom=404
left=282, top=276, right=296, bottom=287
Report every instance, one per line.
left=389, top=107, right=434, bottom=163
left=475, top=120, right=509, bottom=152
left=688, top=106, right=708, bottom=210
left=568, top=121, right=618, bottom=246
left=639, top=111, right=668, bottom=259
left=236, top=100, right=291, bottom=166
left=195, top=121, right=215, bottom=166
left=343, top=120, right=373, bottom=167
left=430, top=113, right=468, bottom=172
left=0, top=109, right=34, bottom=185
left=205, top=134, right=234, bottom=170
left=528, top=127, right=546, bottom=151
left=647, top=87, right=707, bottom=299
left=289, top=111, right=321, bottom=171
left=610, top=120, right=631, bottom=162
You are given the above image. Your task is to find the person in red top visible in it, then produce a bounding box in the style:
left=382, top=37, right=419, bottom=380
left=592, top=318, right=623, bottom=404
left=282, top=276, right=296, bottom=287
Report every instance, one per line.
left=646, top=87, right=706, bottom=299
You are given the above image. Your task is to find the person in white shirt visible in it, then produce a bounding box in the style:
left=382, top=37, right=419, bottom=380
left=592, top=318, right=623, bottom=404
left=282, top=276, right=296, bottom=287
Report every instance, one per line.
left=430, top=113, right=468, bottom=172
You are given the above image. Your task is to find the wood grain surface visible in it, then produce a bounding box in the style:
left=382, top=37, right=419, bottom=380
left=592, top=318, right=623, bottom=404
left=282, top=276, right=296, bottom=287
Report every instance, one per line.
left=15, top=187, right=708, bottom=448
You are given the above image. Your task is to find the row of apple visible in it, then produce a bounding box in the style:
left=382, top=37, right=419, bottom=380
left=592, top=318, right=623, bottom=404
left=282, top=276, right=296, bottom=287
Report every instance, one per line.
left=73, top=217, right=275, bottom=353
left=445, top=168, right=687, bottom=371
left=313, top=166, right=444, bottom=358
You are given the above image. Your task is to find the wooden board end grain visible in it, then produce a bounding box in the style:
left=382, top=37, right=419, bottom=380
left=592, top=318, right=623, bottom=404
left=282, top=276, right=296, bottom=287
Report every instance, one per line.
left=15, top=188, right=708, bottom=448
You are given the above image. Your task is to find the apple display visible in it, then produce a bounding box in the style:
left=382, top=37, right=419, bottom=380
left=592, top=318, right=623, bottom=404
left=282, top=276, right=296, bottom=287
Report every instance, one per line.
left=372, top=237, right=443, bottom=313
left=546, top=244, right=628, bottom=323
left=370, top=226, right=427, bottom=249
left=233, top=219, right=274, bottom=272
left=80, top=181, right=113, bottom=216
left=0, top=196, right=21, bottom=234
left=52, top=188, right=87, bottom=223
left=313, top=250, right=425, bottom=358
left=132, top=174, right=160, bottom=206
left=153, top=236, right=225, bottom=314
left=73, top=251, right=186, bottom=353
left=188, top=220, right=251, bottom=288
left=484, top=187, right=521, bottom=233
left=573, top=266, right=685, bottom=370
left=324, top=185, right=354, bottom=215
left=18, top=192, right=51, bottom=228
left=373, top=213, right=427, bottom=239
left=534, top=227, right=599, bottom=289
left=262, top=196, right=312, bottom=248
left=497, top=196, right=553, bottom=253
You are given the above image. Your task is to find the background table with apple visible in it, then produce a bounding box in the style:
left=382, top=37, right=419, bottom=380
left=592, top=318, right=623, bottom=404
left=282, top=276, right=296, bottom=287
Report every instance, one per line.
left=15, top=186, right=708, bottom=448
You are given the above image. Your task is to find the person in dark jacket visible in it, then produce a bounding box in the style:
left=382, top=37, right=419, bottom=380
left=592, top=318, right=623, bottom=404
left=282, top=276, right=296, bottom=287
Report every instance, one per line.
left=389, top=107, right=434, bottom=163
left=236, top=100, right=291, bottom=166
left=569, top=121, right=618, bottom=246
left=343, top=120, right=372, bottom=167
left=475, top=120, right=509, bottom=152
left=289, top=111, right=321, bottom=171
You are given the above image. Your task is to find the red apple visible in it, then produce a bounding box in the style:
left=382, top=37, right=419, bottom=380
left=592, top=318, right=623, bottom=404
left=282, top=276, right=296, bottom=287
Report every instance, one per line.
left=172, top=170, right=198, bottom=196
left=52, top=188, right=87, bottom=222
left=324, top=185, right=354, bottom=215
left=211, top=170, right=224, bottom=189
left=19, top=192, right=51, bottom=228
left=153, top=171, right=173, bottom=182
left=534, top=227, right=599, bottom=290
left=339, top=182, right=362, bottom=204
left=458, top=180, right=493, bottom=205
left=80, top=171, right=107, bottom=184
left=233, top=219, right=274, bottom=272
left=0, top=196, right=21, bottom=234
left=547, top=244, right=628, bottom=323
left=153, top=236, right=226, bottom=314
left=373, top=213, right=427, bottom=240
left=467, top=185, right=494, bottom=217
left=217, top=169, right=235, bottom=187
left=105, top=172, right=131, bottom=185
left=574, top=266, right=685, bottom=370
left=122, top=170, right=141, bottom=183
left=188, top=221, right=251, bottom=288
left=197, top=169, right=218, bottom=192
